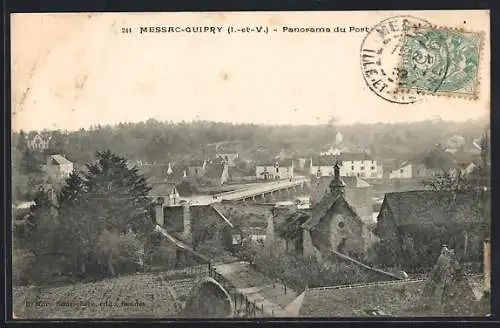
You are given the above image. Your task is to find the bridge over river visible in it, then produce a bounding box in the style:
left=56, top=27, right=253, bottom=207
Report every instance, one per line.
left=213, top=177, right=308, bottom=203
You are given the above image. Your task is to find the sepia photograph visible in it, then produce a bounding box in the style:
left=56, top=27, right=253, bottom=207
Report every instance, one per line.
left=10, top=10, right=491, bottom=319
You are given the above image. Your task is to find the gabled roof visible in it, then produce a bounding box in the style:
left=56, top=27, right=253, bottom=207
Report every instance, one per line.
left=49, top=154, right=72, bottom=165
left=302, top=194, right=363, bottom=230
left=256, top=158, right=294, bottom=167
left=378, top=190, right=485, bottom=227
left=292, top=279, right=427, bottom=317
left=312, top=153, right=372, bottom=165
left=274, top=211, right=310, bottom=240
left=205, top=161, right=225, bottom=179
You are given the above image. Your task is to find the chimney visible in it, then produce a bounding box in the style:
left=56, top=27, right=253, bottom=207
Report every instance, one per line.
left=182, top=204, right=192, bottom=238
left=484, top=238, right=490, bottom=294
left=154, top=197, right=165, bottom=226
left=155, top=205, right=164, bottom=226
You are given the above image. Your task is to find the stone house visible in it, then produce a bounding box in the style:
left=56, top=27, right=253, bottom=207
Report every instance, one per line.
left=255, top=159, right=294, bottom=180
left=26, top=132, right=51, bottom=151
left=310, top=175, right=373, bottom=224
left=310, top=153, right=383, bottom=179
left=375, top=190, right=490, bottom=270
left=44, top=154, right=73, bottom=180
left=187, top=160, right=208, bottom=178
left=205, top=158, right=229, bottom=185
left=215, top=152, right=239, bottom=167
left=388, top=161, right=427, bottom=179
left=266, top=163, right=368, bottom=261
left=149, top=183, right=180, bottom=206
left=154, top=202, right=234, bottom=255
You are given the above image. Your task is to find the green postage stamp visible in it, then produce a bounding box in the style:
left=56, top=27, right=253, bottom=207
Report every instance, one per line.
left=397, top=26, right=484, bottom=99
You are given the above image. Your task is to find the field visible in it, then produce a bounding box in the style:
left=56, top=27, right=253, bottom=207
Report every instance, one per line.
left=12, top=272, right=197, bottom=319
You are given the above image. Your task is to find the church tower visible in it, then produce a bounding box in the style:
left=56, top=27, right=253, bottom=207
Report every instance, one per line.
left=329, top=160, right=345, bottom=198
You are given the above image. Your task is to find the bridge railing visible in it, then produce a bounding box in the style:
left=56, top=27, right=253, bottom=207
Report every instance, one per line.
left=217, top=179, right=307, bottom=200
left=215, top=178, right=307, bottom=198
left=208, top=266, right=267, bottom=317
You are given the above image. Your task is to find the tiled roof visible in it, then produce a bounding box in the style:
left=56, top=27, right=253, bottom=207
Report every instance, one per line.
left=380, top=190, right=484, bottom=227
left=302, top=194, right=363, bottom=230
left=312, top=153, right=371, bottom=165
left=205, top=161, right=225, bottom=179
left=275, top=211, right=310, bottom=240
left=295, top=279, right=427, bottom=317
left=49, top=154, right=72, bottom=165
left=256, top=158, right=294, bottom=167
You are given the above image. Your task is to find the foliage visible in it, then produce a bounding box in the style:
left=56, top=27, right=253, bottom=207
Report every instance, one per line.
left=13, top=118, right=488, bottom=166
left=14, top=150, right=155, bottom=284
left=239, top=243, right=369, bottom=291
left=150, top=245, right=177, bottom=267
left=12, top=247, right=35, bottom=285
left=370, top=222, right=488, bottom=273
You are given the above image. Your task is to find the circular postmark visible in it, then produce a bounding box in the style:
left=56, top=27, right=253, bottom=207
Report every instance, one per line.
left=399, top=28, right=480, bottom=93
left=360, top=15, right=433, bottom=104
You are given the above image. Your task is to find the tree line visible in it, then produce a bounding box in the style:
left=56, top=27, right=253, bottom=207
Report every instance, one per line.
left=14, top=117, right=487, bottom=167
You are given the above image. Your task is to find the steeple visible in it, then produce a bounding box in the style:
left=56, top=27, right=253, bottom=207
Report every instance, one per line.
left=329, top=160, right=345, bottom=195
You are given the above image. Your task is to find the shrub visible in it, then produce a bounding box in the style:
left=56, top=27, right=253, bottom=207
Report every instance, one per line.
left=12, top=249, right=35, bottom=285
left=150, top=245, right=177, bottom=268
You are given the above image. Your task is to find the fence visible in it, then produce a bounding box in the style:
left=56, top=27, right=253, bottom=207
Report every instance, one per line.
left=208, top=266, right=267, bottom=317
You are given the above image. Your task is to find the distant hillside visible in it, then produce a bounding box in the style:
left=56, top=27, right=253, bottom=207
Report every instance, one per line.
left=14, top=118, right=489, bottom=166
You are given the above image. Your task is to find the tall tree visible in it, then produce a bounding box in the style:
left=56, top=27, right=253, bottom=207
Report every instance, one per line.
left=55, top=151, right=153, bottom=277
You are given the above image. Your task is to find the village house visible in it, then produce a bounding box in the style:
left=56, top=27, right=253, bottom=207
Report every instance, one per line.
left=215, top=151, right=239, bottom=167
left=255, top=159, right=294, bottom=181
left=44, top=154, right=74, bottom=180
left=149, top=183, right=180, bottom=206
left=310, top=153, right=383, bottom=179
left=26, top=132, right=51, bottom=151
left=266, top=163, right=368, bottom=261
left=205, top=157, right=230, bottom=186
left=375, top=190, right=490, bottom=271
left=310, top=175, right=373, bottom=223
left=187, top=160, right=208, bottom=178
left=293, top=157, right=308, bottom=171
left=388, top=161, right=427, bottom=179
left=153, top=201, right=235, bottom=256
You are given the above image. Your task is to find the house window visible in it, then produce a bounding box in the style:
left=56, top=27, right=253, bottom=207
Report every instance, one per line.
left=400, top=169, right=403, bottom=173
left=361, top=166, right=364, bottom=170
left=351, top=166, right=354, bottom=170
left=338, top=221, right=345, bottom=228
left=371, top=166, right=375, bottom=170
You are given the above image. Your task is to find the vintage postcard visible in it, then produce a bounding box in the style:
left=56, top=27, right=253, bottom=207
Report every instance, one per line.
left=11, top=10, right=490, bottom=319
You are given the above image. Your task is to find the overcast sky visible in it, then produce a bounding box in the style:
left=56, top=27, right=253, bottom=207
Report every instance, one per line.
left=11, top=11, right=490, bottom=131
